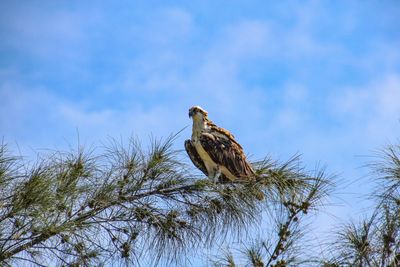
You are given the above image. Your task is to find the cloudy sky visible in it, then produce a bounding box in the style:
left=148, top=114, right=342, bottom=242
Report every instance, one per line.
left=1, top=0, right=399, bottom=261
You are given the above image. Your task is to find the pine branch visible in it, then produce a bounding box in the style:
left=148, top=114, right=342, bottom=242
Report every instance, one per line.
left=0, top=135, right=268, bottom=266
left=323, top=142, right=400, bottom=266
left=212, top=158, right=334, bottom=267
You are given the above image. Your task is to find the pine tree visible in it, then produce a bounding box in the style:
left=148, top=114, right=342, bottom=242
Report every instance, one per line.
left=212, top=158, right=333, bottom=267
left=215, top=141, right=400, bottom=267
left=0, top=134, right=333, bottom=266
left=322, top=143, right=400, bottom=267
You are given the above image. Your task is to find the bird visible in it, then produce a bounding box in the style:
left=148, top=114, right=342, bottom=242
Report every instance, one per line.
left=184, top=106, right=256, bottom=183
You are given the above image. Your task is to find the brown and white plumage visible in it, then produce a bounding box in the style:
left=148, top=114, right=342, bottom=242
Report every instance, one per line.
left=185, top=106, right=255, bottom=182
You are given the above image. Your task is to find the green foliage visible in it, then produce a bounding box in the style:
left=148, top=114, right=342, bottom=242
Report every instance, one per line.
left=8, top=134, right=400, bottom=267
left=3, top=134, right=313, bottom=266
left=324, top=144, right=400, bottom=267
left=213, top=157, right=334, bottom=267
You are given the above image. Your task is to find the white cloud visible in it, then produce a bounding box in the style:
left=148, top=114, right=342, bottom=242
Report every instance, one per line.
left=94, top=6, right=399, bottom=161
left=208, top=20, right=272, bottom=61
left=0, top=3, right=97, bottom=61
left=0, top=80, right=70, bottom=154
left=333, top=74, right=400, bottom=143
left=2, top=2, right=398, bottom=159
left=148, top=7, right=194, bottom=44
left=58, top=103, right=187, bottom=138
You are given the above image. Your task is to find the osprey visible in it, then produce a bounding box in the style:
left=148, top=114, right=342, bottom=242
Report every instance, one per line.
left=185, top=106, right=255, bottom=182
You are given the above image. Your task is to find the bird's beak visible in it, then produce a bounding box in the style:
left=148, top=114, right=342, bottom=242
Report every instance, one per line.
left=188, top=110, right=194, bottom=118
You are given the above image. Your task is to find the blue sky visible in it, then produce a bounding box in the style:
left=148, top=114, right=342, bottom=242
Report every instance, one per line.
left=1, top=0, right=400, bottom=263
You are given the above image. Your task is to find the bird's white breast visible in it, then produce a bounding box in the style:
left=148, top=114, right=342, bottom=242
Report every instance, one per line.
left=193, top=139, right=217, bottom=173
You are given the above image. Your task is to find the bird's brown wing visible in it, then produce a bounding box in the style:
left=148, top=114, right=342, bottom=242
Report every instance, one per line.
left=199, top=132, right=254, bottom=179
left=185, top=140, right=208, bottom=176
left=184, top=139, right=230, bottom=182
left=206, top=119, right=243, bottom=149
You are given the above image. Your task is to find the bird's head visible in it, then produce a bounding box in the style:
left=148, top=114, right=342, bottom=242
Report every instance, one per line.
left=188, top=106, right=208, bottom=121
